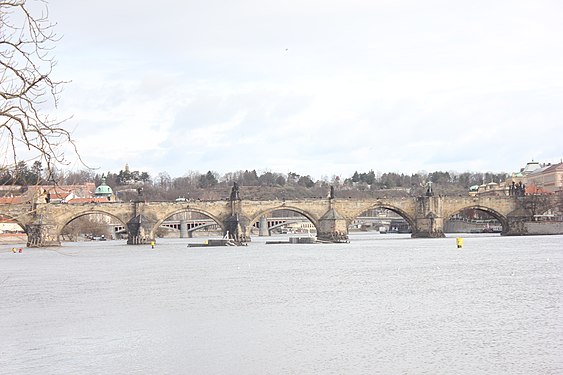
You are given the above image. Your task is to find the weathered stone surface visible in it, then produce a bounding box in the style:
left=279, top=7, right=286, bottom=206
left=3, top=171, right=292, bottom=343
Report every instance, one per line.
left=1, top=194, right=559, bottom=247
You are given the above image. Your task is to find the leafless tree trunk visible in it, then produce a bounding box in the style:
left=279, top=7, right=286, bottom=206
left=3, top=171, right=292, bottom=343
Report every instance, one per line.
left=1, top=0, right=79, bottom=180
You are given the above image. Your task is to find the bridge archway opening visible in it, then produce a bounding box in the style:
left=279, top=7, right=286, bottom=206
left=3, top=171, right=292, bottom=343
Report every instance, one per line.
left=155, top=210, right=224, bottom=238
left=249, top=208, right=318, bottom=237
left=445, top=207, right=506, bottom=235
left=352, top=207, right=414, bottom=235
left=0, top=214, right=27, bottom=245
left=60, top=212, right=128, bottom=242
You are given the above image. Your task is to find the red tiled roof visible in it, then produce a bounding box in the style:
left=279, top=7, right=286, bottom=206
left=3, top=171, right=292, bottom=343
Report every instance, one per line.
left=49, top=191, right=71, bottom=200
left=543, top=162, right=563, bottom=173
left=0, top=183, right=98, bottom=203
left=525, top=184, right=549, bottom=195
left=0, top=196, right=28, bottom=204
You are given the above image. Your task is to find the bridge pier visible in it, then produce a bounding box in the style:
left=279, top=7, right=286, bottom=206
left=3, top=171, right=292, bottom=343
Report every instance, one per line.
left=504, top=218, right=527, bottom=236
left=126, top=215, right=155, bottom=245
left=258, top=216, right=269, bottom=236
left=26, top=223, right=61, bottom=247
left=317, top=208, right=349, bottom=242
left=411, top=216, right=446, bottom=238
left=224, top=214, right=249, bottom=243
left=180, top=220, right=188, bottom=238
left=411, top=196, right=446, bottom=238
left=503, top=214, right=536, bottom=236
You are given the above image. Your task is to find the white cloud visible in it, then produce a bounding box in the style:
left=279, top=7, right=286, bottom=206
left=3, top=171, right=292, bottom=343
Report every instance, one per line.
left=41, top=0, right=563, bottom=179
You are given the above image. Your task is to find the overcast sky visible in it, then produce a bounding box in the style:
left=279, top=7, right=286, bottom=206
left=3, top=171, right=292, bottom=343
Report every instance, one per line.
left=42, top=0, right=563, bottom=179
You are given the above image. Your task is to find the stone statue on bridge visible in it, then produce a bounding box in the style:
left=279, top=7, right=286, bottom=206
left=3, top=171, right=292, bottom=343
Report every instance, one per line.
left=230, top=182, right=240, bottom=201
left=329, top=185, right=335, bottom=200
left=425, top=181, right=434, bottom=196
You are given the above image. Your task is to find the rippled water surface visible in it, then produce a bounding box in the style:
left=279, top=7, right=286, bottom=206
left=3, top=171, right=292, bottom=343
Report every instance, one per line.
left=1, top=233, right=562, bottom=374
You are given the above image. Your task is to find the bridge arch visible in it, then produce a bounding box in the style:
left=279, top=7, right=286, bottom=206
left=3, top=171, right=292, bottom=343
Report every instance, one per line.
left=246, top=206, right=320, bottom=237
left=348, top=203, right=416, bottom=231
left=444, top=205, right=509, bottom=234
left=151, top=208, right=226, bottom=237
left=0, top=213, right=28, bottom=234
left=59, top=210, right=129, bottom=240
left=0, top=214, right=29, bottom=245
left=267, top=220, right=308, bottom=232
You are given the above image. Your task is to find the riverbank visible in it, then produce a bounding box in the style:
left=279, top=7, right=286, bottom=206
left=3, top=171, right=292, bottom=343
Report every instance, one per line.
left=0, top=233, right=26, bottom=245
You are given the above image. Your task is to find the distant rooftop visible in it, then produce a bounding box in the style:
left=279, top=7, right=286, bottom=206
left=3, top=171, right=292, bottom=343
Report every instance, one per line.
left=521, top=160, right=541, bottom=174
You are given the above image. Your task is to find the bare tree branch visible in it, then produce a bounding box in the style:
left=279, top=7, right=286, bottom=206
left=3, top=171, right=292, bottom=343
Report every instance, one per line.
left=1, top=0, right=83, bottom=181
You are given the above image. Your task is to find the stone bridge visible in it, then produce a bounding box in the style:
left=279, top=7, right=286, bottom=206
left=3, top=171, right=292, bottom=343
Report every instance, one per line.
left=1, top=193, right=555, bottom=247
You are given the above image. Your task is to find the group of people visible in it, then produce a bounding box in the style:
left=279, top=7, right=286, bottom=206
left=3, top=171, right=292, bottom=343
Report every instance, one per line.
left=508, top=181, right=526, bottom=197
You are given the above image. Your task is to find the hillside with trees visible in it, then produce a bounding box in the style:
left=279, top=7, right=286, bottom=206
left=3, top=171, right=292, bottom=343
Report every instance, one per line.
left=1, top=161, right=512, bottom=202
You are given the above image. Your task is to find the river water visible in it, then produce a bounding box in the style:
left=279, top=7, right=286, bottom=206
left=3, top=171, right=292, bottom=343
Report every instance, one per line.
left=1, top=233, right=562, bottom=375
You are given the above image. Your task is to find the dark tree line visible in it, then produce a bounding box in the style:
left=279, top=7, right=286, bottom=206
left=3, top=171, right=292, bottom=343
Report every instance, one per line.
left=0, top=161, right=45, bottom=185
left=1, top=161, right=515, bottom=201
left=345, top=170, right=507, bottom=190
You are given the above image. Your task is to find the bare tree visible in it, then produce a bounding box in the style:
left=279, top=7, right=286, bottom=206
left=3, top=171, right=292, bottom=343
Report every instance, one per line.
left=1, top=0, right=78, bottom=181
left=61, top=215, right=113, bottom=241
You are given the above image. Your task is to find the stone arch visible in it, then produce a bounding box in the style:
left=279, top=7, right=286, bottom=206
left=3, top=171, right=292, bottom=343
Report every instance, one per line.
left=348, top=203, right=417, bottom=231
left=0, top=213, right=28, bottom=234
left=444, top=205, right=509, bottom=234
left=245, top=206, right=320, bottom=238
left=0, top=213, right=29, bottom=246
left=58, top=210, right=129, bottom=239
left=150, top=208, right=226, bottom=237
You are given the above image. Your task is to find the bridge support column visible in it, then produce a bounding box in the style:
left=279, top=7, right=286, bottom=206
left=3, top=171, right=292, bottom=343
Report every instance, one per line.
left=180, top=220, right=188, bottom=238
left=412, top=196, right=445, bottom=238
left=317, top=208, right=349, bottom=242
left=26, top=223, right=60, bottom=247
left=224, top=214, right=249, bottom=243
left=504, top=215, right=532, bottom=236
left=259, top=216, right=269, bottom=236
left=126, top=215, right=155, bottom=245
left=412, top=216, right=445, bottom=238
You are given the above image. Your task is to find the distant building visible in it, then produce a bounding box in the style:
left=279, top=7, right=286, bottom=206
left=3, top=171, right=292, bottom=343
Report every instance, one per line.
left=0, top=183, right=96, bottom=204
left=0, top=178, right=117, bottom=205
left=469, top=160, right=563, bottom=196
left=525, top=162, right=563, bottom=194
left=93, top=177, right=115, bottom=201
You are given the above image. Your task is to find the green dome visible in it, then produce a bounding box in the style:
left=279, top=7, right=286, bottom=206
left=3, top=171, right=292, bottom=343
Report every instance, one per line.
left=95, top=178, right=113, bottom=197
